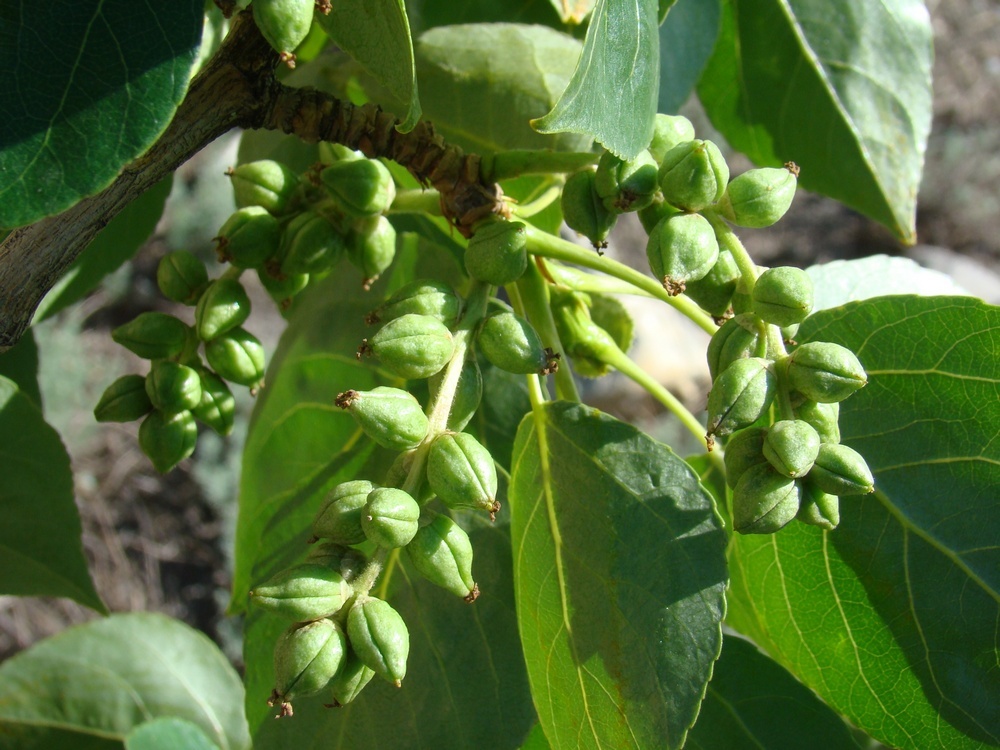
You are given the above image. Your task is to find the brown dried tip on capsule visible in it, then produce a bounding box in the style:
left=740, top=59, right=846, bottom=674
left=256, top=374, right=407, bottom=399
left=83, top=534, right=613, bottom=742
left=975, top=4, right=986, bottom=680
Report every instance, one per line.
left=267, top=689, right=294, bottom=719
left=464, top=584, right=481, bottom=603
left=705, top=433, right=716, bottom=452
left=540, top=349, right=562, bottom=376
left=316, top=0, right=332, bottom=13
left=212, top=235, right=230, bottom=263
left=356, top=340, right=372, bottom=360
left=364, top=311, right=381, bottom=326
left=664, top=278, right=686, bottom=296
left=784, top=161, right=800, bottom=178
left=488, top=500, right=501, bottom=522
left=279, top=51, right=297, bottom=69
left=335, top=390, right=359, bottom=409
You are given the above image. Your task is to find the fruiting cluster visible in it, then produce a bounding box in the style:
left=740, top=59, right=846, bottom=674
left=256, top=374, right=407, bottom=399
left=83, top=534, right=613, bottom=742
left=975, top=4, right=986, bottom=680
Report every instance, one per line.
left=251, top=0, right=325, bottom=68
left=94, top=145, right=399, bottom=472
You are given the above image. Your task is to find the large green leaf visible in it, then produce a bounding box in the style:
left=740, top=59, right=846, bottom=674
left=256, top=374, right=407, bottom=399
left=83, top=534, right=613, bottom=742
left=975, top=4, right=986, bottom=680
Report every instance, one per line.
left=533, top=0, right=660, bottom=159
left=125, top=718, right=220, bottom=750
left=405, top=0, right=562, bottom=36
left=0, top=375, right=103, bottom=611
left=0, top=330, right=41, bottom=408
left=697, top=0, right=933, bottom=242
left=0, top=613, right=249, bottom=750
left=657, top=0, right=721, bottom=114
left=726, top=296, right=1000, bottom=749
left=0, top=1, right=203, bottom=229
left=315, top=1, right=420, bottom=131
left=687, top=637, right=862, bottom=749
left=510, top=401, right=728, bottom=750
left=33, top=178, right=172, bottom=322
left=414, top=24, right=592, bottom=154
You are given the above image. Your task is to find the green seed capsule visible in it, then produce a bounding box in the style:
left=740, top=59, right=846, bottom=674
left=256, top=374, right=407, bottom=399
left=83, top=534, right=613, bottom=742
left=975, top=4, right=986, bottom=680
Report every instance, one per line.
left=658, top=139, right=729, bottom=212
left=112, top=312, right=190, bottom=360
left=787, top=342, right=867, bottom=403
left=808, top=443, right=875, bottom=496
left=648, top=114, right=696, bottom=164
left=312, top=480, right=375, bottom=545
left=429, top=356, right=482, bottom=432
left=593, top=150, right=659, bottom=213
left=145, top=361, right=203, bottom=415
left=94, top=374, right=154, bottom=423
left=796, top=482, right=840, bottom=530
left=195, top=278, right=252, bottom=341
left=717, top=164, right=798, bottom=228
left=138, top=409, right=197, bottom=473
left=327, top=650, right=376, bottom=707
left=405, top=513, right=478, bottom=600
left=646, top=213, right=720, bottom=295
left=732, top=463, right=802, bottom=534
left=706, top=357, right=777, bottom=439
left=229, top=159, right=300, bottom=215
left=763, top=419, right=821, bottom=478
left=216, top=206, right=281, bottom=269
left=683, top=249, right=740, bottom=319
left=335, top=387, right=429, bottom=451
left=270, top=619, right=346, bottom=718
left=561, top=169, right=617, bottom=248
left=794, top=400, right=840, bottom=444
left=706, top=314, right=761, bottom=381
left=156, top=251, right=208, bottom=305
left=427, top=432, right=499, bottom=516
left=362, top=487, right=420, bottom=549
left=465, top=220, right=528, bottom=286
left=366, top=313, right=455, bottom=380
left=346, top=597, right=409, bottom=686
left=253, top=0, right=314, bottom=67
left=368, top=279, right=462, bottom=327
left=321, top=158, right=396, bottom=218
left=723, top=426, right=768, bottom=490
left=258, top=268, right=309, bottom=310
left=279, top=211, right=347, bottom=276
left=477, top=311, right=555, bottom=376
left=205, top=327, right=266, bottom=388
left=751, top=266, right=814, bottom=327
left=549, top=289, right=620, bottom=378
left=347, top=215, right=396, bottom=289
left=191, top=369, right=236, bottom=435
left=250, top=563, right=352, bottom=621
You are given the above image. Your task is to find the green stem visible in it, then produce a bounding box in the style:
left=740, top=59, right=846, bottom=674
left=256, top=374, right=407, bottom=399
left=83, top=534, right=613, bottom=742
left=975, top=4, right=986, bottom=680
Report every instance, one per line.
left=704, top=211, right=758, bottom=294
left=511, top=183, right=563, bottom=219
left=523, top=225, right=717, bottom=335
left=481, top=150, right=599, bottom=183
left=220, top=265, right=244, bottom=281
left=388, top=189, right=443, bottom=215
left=351, top=546, right=390, bottom=597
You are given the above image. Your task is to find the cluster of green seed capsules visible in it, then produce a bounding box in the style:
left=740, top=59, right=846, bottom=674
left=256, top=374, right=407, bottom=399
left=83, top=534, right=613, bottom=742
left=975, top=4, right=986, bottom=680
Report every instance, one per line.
left=93, top=143, right=400, bottom=473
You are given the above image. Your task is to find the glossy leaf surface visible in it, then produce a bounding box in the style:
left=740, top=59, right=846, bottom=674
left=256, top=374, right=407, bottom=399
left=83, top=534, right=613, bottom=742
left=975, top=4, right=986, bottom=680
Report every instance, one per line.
left=657, top=0, right=721, bottom=114
left=125, top=718, right=221, bottom=750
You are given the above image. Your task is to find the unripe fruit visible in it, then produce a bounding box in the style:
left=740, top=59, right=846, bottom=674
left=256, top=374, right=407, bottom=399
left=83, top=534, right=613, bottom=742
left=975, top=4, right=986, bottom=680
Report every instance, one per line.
left=706, top=314, right=761, bottom=381
left=808, top=443, right=875, bottom=496
left=477, top=312, right=557, bottom=375
left=312, top=480, right=375, bottom=545
left=321, top=158, right=396, bottom=218
left=427, top=432, right=499, bottom=517
left=593, top=150, right=659, bottom=213
left=346, top=597, right=409, bottom=686
left=732, top=463, right=802, bottom=534
left=279, top=211, right=347, bottom=276
left=658, top=139, right=729, bottom=212
left=561, top=169, right=617, bottom=248
left=112, top=313, right=189, bottom=360
left=796, top=482, right=840, bottom=530
left=717, top=164, right=798, bottom=228
left=367, top=279, right=462, bottom=328
left=156, top=251, right=208, bottom=305
left=258, top=268, right=309, bottom=309
left=253, top=0, right=314, bottom=67
left=706, top=357, right=777, bottom=439
left=405, top=513, right=478, bottom=600
left=648, top=114, right=696, bottom=163
left=549, top=289, right=621, bottom=378
left=249, top=563, right=352, bottom=621
left=145, top=361, right=202, bottom=415
left=365, top=313, right=455, bottom=380
left=205, top=327, right=266, bottom=388
left=723, top=426, right=768, bottom=490
left=270, top=619, right=346, bottom=718
left=683, top=249, right=740, bottom=319
left=192, top=369, right=236, bottom=435
left=327, top=651, right=376, bottom=707
left=763, top=419, right=821, bottom=478
left=362, top=487, right=420, bottom=548
left=787, top=342, right=867, bottom=403
left=646, top=213, right=720, bottom=295
left=216, top=206, right=281, bottom=269
left=94, top=374, right=154, bottom=423
left=229, top=159, right=300, bottom=215
left=794, top=400, right=840, bottom=444
left=751, top=266, right=814, bottom=327
left=430, top=356, right=482, bottom=432
left=347, top=215, right=396, bottom=289
left=335, top=387, right=429, bottom=451
left=464, top=220, right=528, bottom=286
left=138, top=410, right=197, bottom=473
left=195, top=278, right=252, bottom=341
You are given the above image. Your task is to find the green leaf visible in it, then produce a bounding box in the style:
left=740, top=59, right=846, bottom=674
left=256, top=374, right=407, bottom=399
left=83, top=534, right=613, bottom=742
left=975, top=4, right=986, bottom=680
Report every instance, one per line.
left=698, top=0, right=933, bottom=242
left=125, top=718, right=221, bottom=750
left=405, top=0, right=562, bottom=36
left=520, top=722, right=552, bottom=750
left=414, top=24, right=592, bottom=154
left=687, top=637, right=862, bottom=749
left=510, top=402, right=728, bottom=750
left=657, top=0, right=721, bottom=114
left=0, top=375, right=103, bottom=611
left=0, top=330, right=41, bottom=408
left=726, top=296, right=1000, bottom=749
left=34, top=178, right=172, bottom=322
left=248, top=514, right=536, bottom=746
left=533, top=0, right=660, bottom=159
left=0, top=1, right=203, bottom=229
left=315, top=1, right=421, bottom=132
left=0, top=612, right=250, bottom=750
left=472, top=358, right=533, bottom=472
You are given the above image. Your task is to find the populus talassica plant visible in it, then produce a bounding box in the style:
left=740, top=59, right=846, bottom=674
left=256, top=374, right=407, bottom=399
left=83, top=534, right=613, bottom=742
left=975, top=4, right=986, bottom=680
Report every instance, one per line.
left=0, top=2, right=997, bottom=749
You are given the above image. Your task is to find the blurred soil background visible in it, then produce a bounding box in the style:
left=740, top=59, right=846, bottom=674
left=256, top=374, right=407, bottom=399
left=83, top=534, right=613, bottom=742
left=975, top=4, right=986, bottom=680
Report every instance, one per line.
left=1, top=0, right=998, bottom=677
